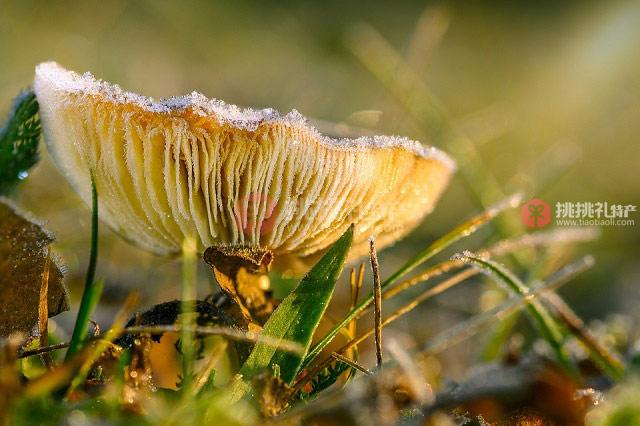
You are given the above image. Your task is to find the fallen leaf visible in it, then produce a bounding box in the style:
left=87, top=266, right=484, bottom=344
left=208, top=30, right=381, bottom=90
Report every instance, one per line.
left=204, top=246, right=275, bottom=325
left=0, top=198, right=69, bottom=338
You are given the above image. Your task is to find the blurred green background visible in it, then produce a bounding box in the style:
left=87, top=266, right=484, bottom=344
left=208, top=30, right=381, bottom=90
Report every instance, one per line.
left=1, top=0, right=639, bottom=373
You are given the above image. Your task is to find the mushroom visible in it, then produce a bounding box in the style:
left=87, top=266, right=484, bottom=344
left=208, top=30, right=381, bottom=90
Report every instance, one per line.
left=33, top=62, right=455, bottom=273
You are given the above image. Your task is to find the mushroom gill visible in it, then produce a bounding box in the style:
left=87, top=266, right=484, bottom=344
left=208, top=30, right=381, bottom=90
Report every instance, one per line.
left=34, top=62, right=455, bottom=270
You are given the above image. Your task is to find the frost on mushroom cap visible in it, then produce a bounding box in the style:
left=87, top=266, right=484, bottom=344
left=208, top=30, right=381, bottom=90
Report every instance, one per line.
left=34, top=62, right=455, bottom=271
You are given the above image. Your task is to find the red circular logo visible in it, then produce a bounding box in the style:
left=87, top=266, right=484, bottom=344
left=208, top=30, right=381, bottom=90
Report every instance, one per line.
left=521, top=198, right=551, bottom=229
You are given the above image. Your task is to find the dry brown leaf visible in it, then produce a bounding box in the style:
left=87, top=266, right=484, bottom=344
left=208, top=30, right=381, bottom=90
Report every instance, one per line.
left=204, top=246, right=275, bottom=326
left=0, top=198, right=69, bottom=338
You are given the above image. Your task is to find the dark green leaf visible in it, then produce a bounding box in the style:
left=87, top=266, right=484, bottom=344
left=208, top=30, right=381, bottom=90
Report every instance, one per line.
left=240, top=225, right=353, bottom=384
left=0, top=90, right=40, bottom=195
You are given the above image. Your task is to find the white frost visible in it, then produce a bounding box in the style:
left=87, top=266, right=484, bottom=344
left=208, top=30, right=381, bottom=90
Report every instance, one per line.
left=35, top=62, right=456, bottom=170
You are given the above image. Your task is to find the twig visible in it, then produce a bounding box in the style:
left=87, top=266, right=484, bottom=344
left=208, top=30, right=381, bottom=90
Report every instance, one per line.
left=331, top=352, right=372, bottom=376
left=18, top=342, right=69, bottom=358
left=18, top=324, right=304, bottom=360
left=369, top=239, right=383, bottom=368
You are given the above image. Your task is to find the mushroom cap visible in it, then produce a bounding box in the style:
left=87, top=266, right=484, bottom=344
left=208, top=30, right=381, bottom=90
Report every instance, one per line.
left=34, top=62, right=455, bottom=270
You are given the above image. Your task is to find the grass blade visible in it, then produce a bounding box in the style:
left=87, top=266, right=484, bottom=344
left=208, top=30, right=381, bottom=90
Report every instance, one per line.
left=543, top=291, right=625, bottom=380
left=180, top=236, right=198, bottom=391
left=453, top=251, right=577, bottom=375
left=65, top=173, right=100, bottom=361
left=421, top=256, right=594, bottom=357
left=240, top=225, right=353, bottom=384
left=302, top=194, right=521, bottom=368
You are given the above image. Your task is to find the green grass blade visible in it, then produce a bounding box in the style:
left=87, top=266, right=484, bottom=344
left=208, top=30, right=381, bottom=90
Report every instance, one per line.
left=240, top=225, right=353, bottom=384
left=420, top=256, right=594, bottom=357
left=453, top=251, right=577, bottom=375
left=180, top=236, right=198, bottom=391
left=65, top=173, right=100, bottom=360
left=64, top=279, right=104, bottom=360
left=302, top=194, right=521, bottom=369
left=0, top=89, right=40, bottom=195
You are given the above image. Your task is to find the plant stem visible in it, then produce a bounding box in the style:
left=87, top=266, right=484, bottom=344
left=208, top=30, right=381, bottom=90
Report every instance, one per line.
left=180, top=236, right=198, bottom=392
left=65, top=173, right=100, bottom=361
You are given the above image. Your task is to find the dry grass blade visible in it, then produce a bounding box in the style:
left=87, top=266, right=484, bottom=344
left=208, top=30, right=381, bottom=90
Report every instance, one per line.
left=543, top=291, right=625, bottom=379
left=382, top=259, right=462, bottom=301
left=193, top=339, right=228, bottom=394
left=345, top=268, right=478, bottom=355
left=18, top=342, right=69, bottom=359
left=24, top=293, right=140, bottom=398
left=369, top=239, right=383, bottom=368
left=351, top=264, right=365, bottom=309
left=453, top=250, right=575, bottom=374
left=331, top=352, right=372, bottom=376
left=482, top=227, right=600, bottom=258
left=419, top=256, right=594, bottom=358
left=381, top=226, right=600, bottom=310
left=406, top=4, right=450, bottom=74
left=18, top=324, right=305, bottom=361
left=346, top=264, right=365, bottom=369
left=123, top=325, right=304, bottom=355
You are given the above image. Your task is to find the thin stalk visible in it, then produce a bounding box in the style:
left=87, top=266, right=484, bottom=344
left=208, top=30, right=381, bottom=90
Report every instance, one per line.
left=65, top=173, right=100, bottom=361
left=369, top=239, right=383, bottom=368
left=331, top=352, right=372, bottom=376
left=18, top=324, right=303, bottom=360
left=180, top=237, right=197, bottom=392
